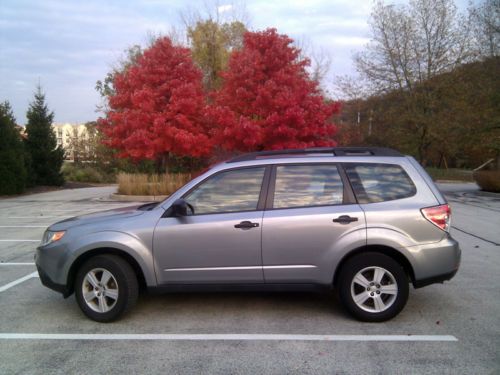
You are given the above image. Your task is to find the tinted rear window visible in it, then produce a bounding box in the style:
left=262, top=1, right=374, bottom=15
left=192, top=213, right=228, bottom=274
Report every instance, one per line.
left=344, top=163, right=416, bottom=203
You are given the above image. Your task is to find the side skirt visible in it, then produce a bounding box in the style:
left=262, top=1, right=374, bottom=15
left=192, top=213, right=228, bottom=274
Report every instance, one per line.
left=147, top=283, right=333, bottom=295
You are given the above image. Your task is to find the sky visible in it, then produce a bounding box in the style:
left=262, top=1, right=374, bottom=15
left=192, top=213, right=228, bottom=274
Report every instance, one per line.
left=0, top=0, right=471, bottom=125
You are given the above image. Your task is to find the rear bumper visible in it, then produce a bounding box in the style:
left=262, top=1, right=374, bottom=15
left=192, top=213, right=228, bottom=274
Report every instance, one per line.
left=413, top=268, right=458, bottom=288
left=409, top=236, right=461, bottom=288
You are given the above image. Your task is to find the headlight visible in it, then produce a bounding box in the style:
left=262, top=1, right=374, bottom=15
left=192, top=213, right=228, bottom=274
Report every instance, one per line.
left=40, top=230, right=66, bottom=246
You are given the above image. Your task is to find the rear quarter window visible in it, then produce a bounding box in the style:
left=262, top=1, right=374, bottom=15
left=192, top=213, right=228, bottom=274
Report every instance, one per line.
left=344, top=163, right=416, bottom=203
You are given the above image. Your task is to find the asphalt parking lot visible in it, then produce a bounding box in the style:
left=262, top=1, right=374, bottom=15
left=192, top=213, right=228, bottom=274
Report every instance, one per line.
left=0, top=184, right=499, bottom=374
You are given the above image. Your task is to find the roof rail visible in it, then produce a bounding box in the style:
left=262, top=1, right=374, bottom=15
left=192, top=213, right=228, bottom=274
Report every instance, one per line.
left=227, top=147, right=402, bottom=163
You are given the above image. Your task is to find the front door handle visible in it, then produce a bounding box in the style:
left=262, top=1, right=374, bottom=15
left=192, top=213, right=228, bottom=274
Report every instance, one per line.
left=234, top=221, right=259, bottom=229
left=332, top=215, right=358, bottom=224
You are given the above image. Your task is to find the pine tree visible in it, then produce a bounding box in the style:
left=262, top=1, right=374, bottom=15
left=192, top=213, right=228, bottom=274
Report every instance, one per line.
left=0, top=101, right=27, bottom=194
left=25, top=86, right=65, bottom=186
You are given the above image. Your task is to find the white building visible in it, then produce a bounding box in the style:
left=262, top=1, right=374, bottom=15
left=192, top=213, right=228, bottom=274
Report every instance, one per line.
left=52, top=123, right=89, bottom=161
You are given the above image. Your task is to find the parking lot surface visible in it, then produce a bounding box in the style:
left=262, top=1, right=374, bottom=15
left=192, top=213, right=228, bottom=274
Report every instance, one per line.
left=0, top=184, right=499, bottom=374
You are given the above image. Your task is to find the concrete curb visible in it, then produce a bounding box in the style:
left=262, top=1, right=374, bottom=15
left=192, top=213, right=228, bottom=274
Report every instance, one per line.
left=110, top=194, right=168, bottom=202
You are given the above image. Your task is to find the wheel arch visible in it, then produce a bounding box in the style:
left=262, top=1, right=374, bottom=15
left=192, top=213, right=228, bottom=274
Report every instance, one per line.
left=66, top=248, right=147, bottom=297
left=332, top=245, right=416, bottom=288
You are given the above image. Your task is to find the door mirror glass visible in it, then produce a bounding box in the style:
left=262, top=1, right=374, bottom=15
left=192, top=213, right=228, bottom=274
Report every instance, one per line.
left=169, top=199, right=193, bottom=217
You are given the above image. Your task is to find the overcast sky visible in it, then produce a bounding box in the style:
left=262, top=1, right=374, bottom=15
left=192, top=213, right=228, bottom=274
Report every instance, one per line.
left=0, top=0, right=471, bottom=124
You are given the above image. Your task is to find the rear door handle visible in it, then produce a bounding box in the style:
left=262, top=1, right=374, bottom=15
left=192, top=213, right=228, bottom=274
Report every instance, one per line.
left=332, top=215, right=358, bottom=224
left=234, top=221, right=259, bottom=229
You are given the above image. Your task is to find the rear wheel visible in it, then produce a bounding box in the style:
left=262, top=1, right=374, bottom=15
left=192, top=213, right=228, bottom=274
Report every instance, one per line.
left=75, top=255, right=138, bottom=322
left=338, top=252, right=409, bottom=322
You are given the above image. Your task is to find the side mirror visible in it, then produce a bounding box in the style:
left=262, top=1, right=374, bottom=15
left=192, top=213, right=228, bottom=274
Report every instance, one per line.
left=169, top=199, right=193, bottom=217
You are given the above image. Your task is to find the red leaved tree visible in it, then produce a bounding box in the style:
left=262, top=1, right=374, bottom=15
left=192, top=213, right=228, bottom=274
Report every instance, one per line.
left=98, top=37, right=212, bottom=170
left=208, top=28, right=340, bottom=152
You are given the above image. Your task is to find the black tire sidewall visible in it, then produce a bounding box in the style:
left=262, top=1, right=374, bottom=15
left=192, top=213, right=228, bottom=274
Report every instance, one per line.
left=338, top=252, right=409, bottom=322
left=75, top=255, right=137, bottom=323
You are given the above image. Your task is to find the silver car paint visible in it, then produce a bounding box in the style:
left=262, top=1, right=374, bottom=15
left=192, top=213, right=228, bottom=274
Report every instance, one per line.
left=262, top=204, right=366, bottom=284
left=36, top=155, right=460, bottom=292
left=153, top=211, right=264, bottom=283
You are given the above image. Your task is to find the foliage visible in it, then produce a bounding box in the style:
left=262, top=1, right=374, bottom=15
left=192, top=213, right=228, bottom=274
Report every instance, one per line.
left=95, top=45, right=143, bottom=101
left=61, top=163, right=115, bottom=183
left=24, top=86, right=65, bottom=186
left=353, top=0, right=474, bottom=164
left=208, top=28, right=340, bottom=152
left=425, top=167, right=473, bottom=182
left=336, top=57, right=500, bottom=168
left=188, top=19, right=246, bottom=91
left=0, top=101, right=27, bottom=194
left=98, top=37, right=212, bottom=171
left=117, top=172, right=191, bottom=196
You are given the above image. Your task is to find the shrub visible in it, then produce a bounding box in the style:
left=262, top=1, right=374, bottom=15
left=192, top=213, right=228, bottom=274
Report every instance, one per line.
left=425, top=167, right=473, bottom=182
left=62, top=163, right=115, bottom=183
left=473, top=170, right=500, bottom=193
left=117, top=173, right=191, bottom=196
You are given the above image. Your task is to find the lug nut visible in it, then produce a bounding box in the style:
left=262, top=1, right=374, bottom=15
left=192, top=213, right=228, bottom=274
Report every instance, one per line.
left=370, top=292, right=374, bottom=296
left=376, top=291, right=381, bottom=294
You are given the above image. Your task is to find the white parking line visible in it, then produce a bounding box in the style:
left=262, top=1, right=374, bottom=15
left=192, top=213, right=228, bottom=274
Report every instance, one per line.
left=0, top=262, right=35, bottom=266
left=0, top=240, right=39, bottom=242
left=0, top=333, right=458, bottom=342
left=0, top=226, right=46, bottom=228
left=5, top=216, right=67, bottom=219
left=0, top=272, right=39, bottom=293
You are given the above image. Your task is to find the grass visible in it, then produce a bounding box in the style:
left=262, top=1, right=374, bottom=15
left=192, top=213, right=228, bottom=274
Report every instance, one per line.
left=117, top=173, right=191, bottom=196
left=425, top=167, right=474, bottom=182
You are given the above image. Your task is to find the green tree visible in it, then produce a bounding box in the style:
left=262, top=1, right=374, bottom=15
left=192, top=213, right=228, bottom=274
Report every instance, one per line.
left=25, top=86, right=65, bottom=186
left=0, top=101, right=27, bottom=194
left=188, top=19, right=246, bottom=91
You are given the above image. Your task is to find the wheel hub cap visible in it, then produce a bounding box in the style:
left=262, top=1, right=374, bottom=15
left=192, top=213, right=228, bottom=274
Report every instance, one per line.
left=350, top=266, right=398, bottom=313
left=82, top=268, right=119, bottom=313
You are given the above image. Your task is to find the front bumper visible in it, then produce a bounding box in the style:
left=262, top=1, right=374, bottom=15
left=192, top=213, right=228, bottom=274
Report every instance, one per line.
left=36, top=262, right=71, bottom=297
left=35, top=243, right=72, bottom=298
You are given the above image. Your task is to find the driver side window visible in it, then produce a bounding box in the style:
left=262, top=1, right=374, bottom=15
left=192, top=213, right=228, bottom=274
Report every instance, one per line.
left=184, top=167, right=266, bottom=215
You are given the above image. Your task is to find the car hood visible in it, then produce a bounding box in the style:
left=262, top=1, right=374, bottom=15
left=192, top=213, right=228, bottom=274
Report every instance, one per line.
left=48, top=205, right=146, bottom=231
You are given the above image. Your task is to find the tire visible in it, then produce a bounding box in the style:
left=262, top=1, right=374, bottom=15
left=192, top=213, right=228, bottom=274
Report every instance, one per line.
left=75, top=255, right=138, bottom=322
left=338, top=252, right=409, bottom=322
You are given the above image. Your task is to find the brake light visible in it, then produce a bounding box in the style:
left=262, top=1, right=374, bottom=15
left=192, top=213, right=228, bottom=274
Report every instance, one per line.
left=421, top=204, right=451, bottom=232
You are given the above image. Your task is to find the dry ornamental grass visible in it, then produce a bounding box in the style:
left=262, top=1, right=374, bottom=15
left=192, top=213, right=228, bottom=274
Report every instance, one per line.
left=117, top=173, right=191, bottom=196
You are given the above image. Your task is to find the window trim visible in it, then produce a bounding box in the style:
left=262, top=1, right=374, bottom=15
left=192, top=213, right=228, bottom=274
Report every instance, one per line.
left=179, top=165, right=271, bottom=216
left=265, top=163, right=357, bottom=211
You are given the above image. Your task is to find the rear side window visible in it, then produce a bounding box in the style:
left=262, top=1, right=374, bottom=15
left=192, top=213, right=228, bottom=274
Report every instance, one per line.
left=344, top=163, right=416, bottom=203
left=273, top=164, right=344, bottom=209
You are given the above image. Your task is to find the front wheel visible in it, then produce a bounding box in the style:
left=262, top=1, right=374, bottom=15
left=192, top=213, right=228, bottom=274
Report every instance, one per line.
left=75, top=255, right=138, bottom=322
left=338, top=252, right=409, bottom=322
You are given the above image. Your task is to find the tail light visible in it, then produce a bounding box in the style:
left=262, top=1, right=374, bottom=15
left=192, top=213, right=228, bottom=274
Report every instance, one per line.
left=421, top=204, right=451, bottom=232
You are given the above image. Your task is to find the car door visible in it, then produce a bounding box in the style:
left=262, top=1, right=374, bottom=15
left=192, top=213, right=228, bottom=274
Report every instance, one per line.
left=262, top=163, right=366, bottom=284
left=153, top=166, right=269, bottom=284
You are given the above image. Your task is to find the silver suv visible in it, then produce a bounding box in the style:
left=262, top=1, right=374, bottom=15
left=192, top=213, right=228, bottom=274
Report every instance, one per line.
left=35, top=147, right=461, bottom=322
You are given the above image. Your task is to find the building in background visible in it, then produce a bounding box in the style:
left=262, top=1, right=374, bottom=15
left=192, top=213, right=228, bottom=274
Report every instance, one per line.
left=52, top=123, right=88, bottom=161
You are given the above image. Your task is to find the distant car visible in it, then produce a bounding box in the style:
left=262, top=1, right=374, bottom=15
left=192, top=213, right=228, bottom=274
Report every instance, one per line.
left=35, top=147, right=460, bottom=322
